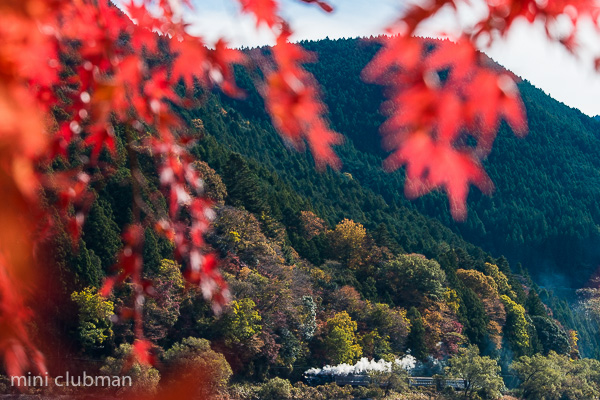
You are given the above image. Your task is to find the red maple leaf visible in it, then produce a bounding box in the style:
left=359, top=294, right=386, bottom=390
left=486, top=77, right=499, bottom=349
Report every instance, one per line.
left=124, top=1, right=165, bottom=53
left=466, top=69, right=527, bottom=139
left=384, top=132, right=493, bottom=221
left=263, top=29, right=341, bottom=168
left=172, top=32, right=208, bottom=90
left=362, top=35, right=423, bottom=83
left=238, top=0, right=280, bottom=28
left=206, top=39, right=247, bottom=97
left=426, top=38, right=476, bottom=80
left=83, top=125, right=116, bottom=162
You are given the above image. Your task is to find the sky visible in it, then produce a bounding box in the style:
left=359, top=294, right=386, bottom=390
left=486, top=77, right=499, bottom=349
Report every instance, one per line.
left=181, top=0, right=600, bottom=117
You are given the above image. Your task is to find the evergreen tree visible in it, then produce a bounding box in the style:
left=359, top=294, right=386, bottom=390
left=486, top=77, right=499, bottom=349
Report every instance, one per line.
left=54, top=230, right=103, bottom=289
left=222, top=153, right=268, bottom=215
left=82, top=198, right=121, bottom=270
left=526, top=289, right=548, bottom=318
left=373, top=222, right=399, bottom=252
left=406, top=307, right=427, bottom=361
left=459, top=287, right=489, bottom=352
left=531, top=316, right=571, bottom=355
left=143, top=227, right=162, bottom=275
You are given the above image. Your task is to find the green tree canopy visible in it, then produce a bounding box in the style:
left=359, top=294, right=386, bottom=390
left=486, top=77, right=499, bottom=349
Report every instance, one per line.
left=194, top=160, right=227, bottom=205
left=501, top=294, right=531, bottom=357
left=379, top=254, right=446, bottom=307
left=512, top=351, right=600, bottom=400
left=223, top=153, right=268, bottom=214
left=143, top=259, right=187, bottom=342
left=163, top=337, right=232, bottom=398
left=529, top=315, right=570, bottom=356
left=447, top=345, right=504, bottom=399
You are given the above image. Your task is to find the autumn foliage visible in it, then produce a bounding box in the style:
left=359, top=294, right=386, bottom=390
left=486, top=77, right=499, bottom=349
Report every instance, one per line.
left=0, top=0, right=599, bottom=389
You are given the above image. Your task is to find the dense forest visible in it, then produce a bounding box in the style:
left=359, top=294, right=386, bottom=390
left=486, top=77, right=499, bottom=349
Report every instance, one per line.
left=221, top=38, right=600, bottom=290
left=15, top=30, right=600, bottom=399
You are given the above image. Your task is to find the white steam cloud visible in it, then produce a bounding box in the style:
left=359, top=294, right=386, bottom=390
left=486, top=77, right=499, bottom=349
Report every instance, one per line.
left=305, top=355, right=416, bottom=376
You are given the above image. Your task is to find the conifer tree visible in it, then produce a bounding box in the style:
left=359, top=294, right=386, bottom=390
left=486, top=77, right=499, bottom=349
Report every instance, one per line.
left=143, top=227, right=162, bottom=275
left=373, top=222, right=400, bottom=253
left=223, top=153, right=268, bottom=215
left=406, top=307, right=427, bottom=361
left=82, top=198, right=121, bottom=270
left=459, top=288, right=489, bottom=352
left=526, top=289, right=548, bottom=318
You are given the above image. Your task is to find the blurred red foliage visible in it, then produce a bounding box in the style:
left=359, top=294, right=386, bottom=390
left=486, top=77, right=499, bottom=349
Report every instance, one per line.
left=363, top=36, right=526, bottom=219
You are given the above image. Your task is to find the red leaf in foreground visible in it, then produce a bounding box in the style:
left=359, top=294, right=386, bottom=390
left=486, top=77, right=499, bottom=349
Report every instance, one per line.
left=4, top=343, right=28, bottom=380
left=263, top=32, right=341, bottom=168
left=130, top=339, right=155, bottom=366
left=207, top=39, right=247, bottom=97
left=172, top=33, right=208, bottom=90
left=125, top=1, right=161, bottom=33
left=264, top=70, right=342, bottom=168
left=99, top=276, right=118, bottom=298
left=238, top=0, right=280, bottom=28
left=365, top=34, right=528, bottom=220
left=171, top=35, right=245, bottom=96
left=272, top=27, right=314, bottom=73
left=183, top=252, right=230, bottom=312
left=299, top=0, right=334, bottom=12
left=362, top=35, right=423, bottom=82
left=83, top=125, right=116, bottom=162
left=426, top=39, right=476, bottom=80
left=466, top=70, right=527, bottom=139
left=385, top=132, right=493, bottom=221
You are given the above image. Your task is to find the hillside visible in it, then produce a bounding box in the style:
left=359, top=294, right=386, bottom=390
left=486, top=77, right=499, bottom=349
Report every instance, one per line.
left=174, top=37, right=600, bottom=356
left=219, top=38, right=600, bottom=291
left=30, top=29, right=600, bottom=398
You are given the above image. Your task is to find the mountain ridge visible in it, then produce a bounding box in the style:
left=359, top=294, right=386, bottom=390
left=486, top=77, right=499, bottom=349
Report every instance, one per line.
left=181, top=36, right=600, bottom=355
left=223, top=37, right=600, bottom=290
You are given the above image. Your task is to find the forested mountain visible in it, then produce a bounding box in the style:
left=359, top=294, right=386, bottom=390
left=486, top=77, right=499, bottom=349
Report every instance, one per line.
left=32, top=30, right=600, bottom=399
left=221, top=37, right=600, bottom=290
left=177, top=36, right=600, bottom=357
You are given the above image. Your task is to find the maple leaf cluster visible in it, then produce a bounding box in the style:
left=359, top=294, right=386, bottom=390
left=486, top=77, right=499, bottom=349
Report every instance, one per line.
left=399, top=0, right=600, bottom=55
left=263, top=27, right=343, bottom=169
left=363, top=36, right=527, bottom=220
left=362, top=0, right=600, bottom=218
left=0, top=0, right=62, bottom=380
left=0, top=0, right=243, bottom=376
left=239, top=0, right=342, bottom=169
left=0, top=0, right=340, bottom=379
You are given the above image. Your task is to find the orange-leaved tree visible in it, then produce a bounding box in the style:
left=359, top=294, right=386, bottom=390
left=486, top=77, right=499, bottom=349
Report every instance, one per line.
left=0, top=0, right=598, bottom=389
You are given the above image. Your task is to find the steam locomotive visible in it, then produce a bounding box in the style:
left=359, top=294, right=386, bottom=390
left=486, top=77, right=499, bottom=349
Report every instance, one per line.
left=304, top=373, right=465, bottom=390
